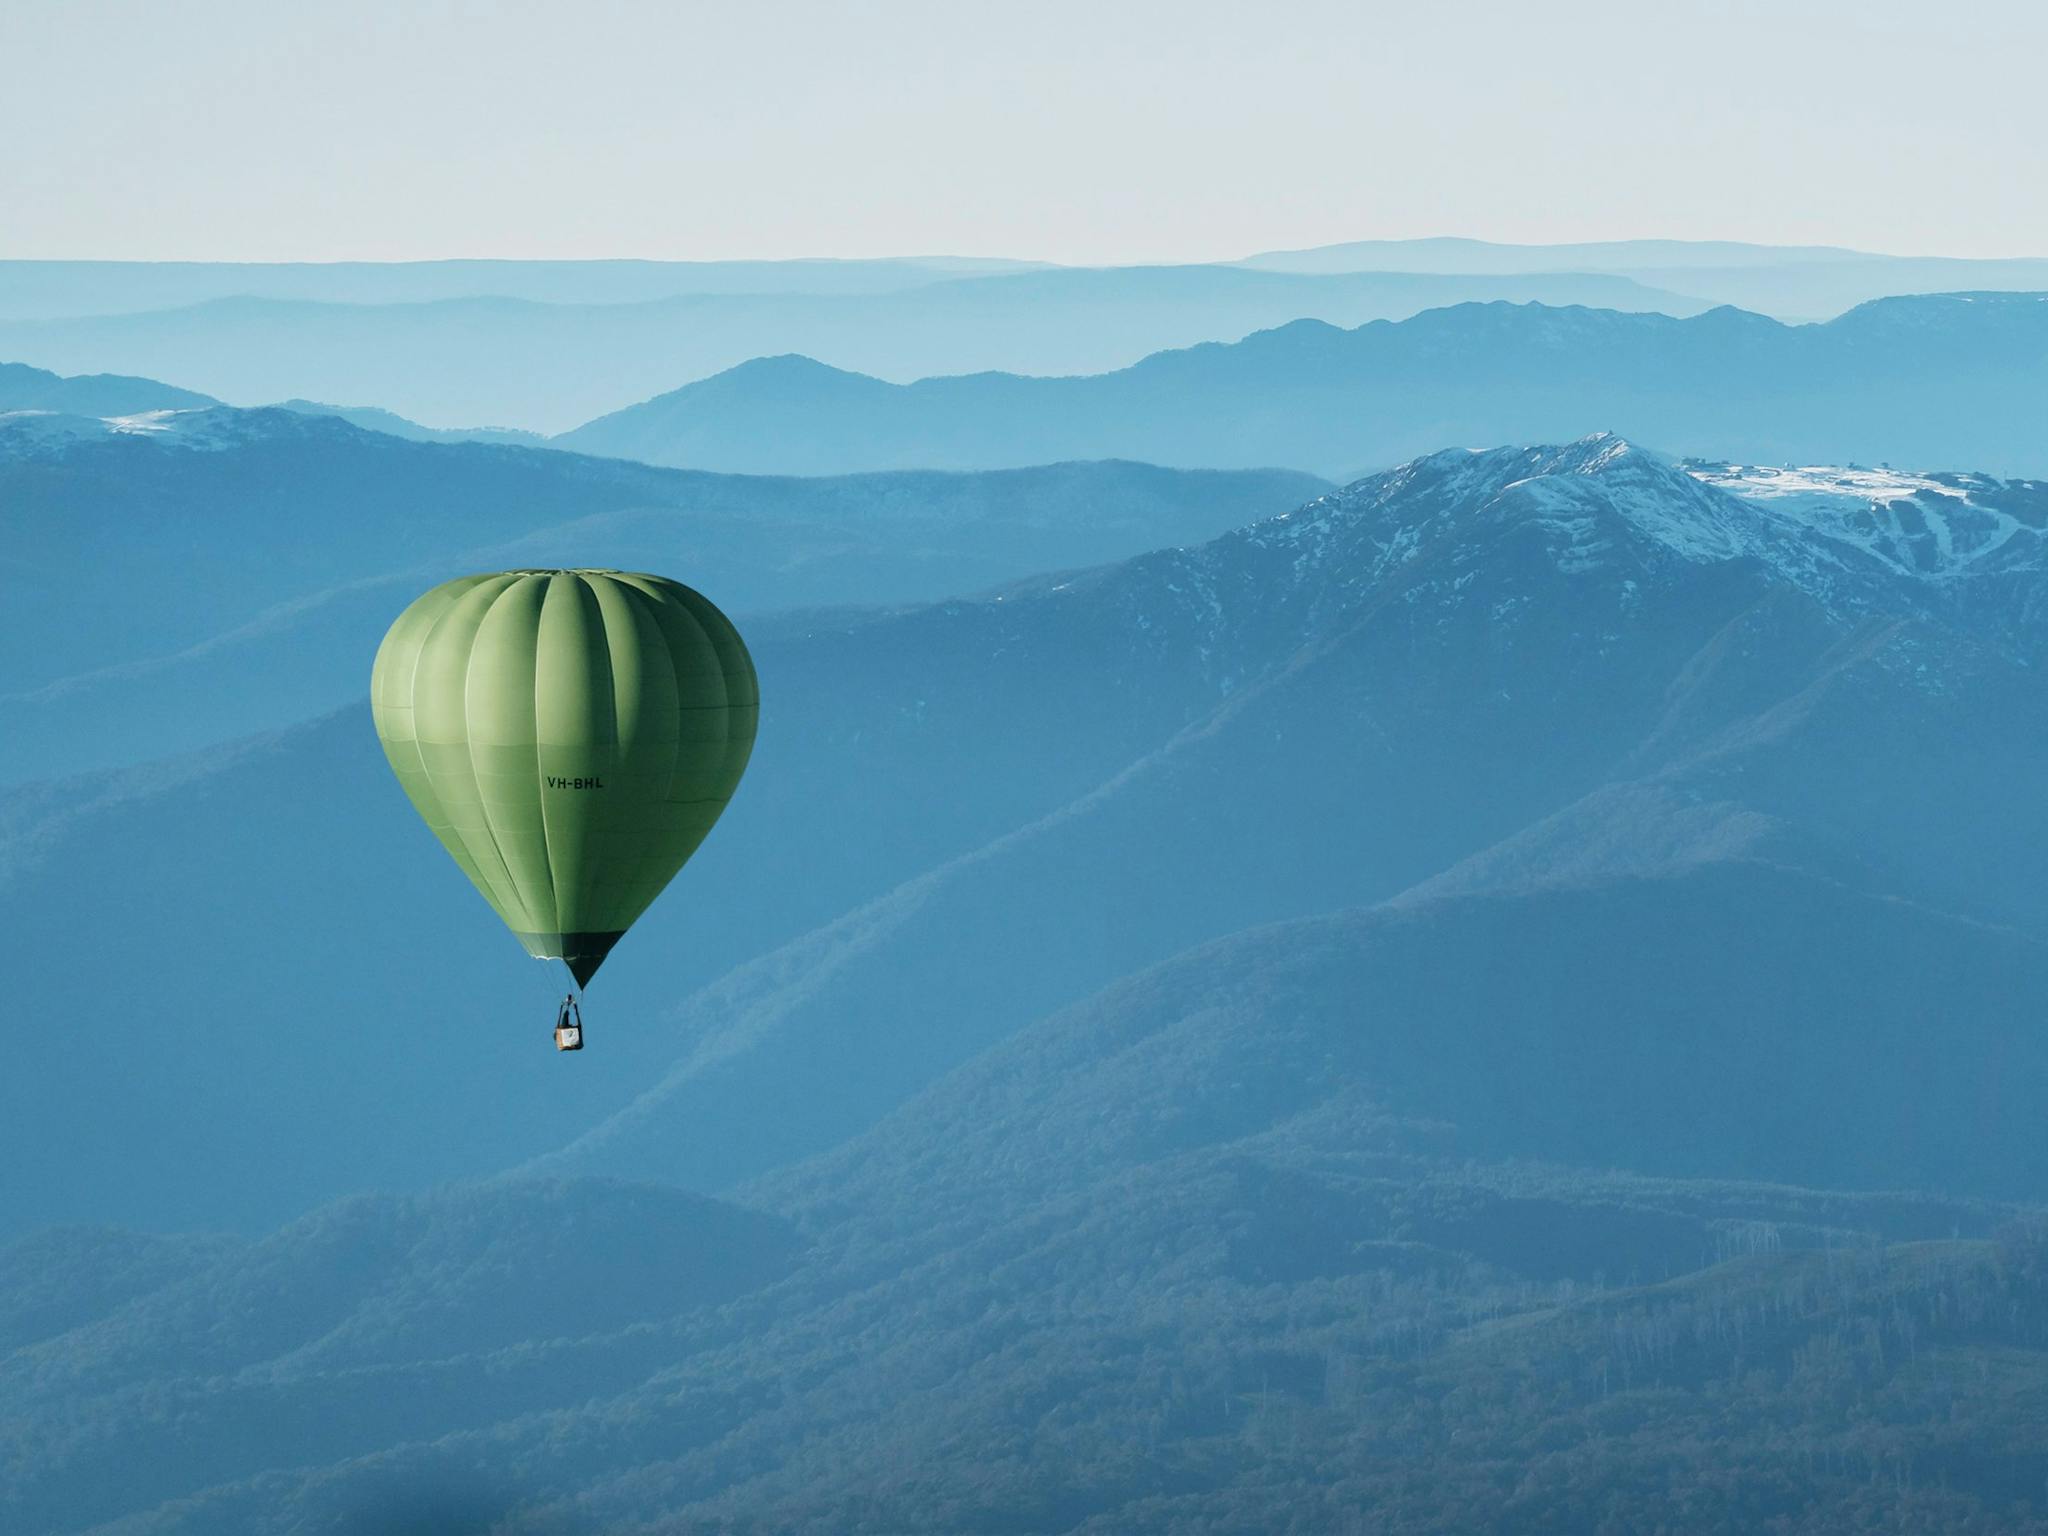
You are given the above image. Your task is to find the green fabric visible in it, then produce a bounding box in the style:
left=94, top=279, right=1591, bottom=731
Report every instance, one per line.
left=371, top=570, right=758, bottom=985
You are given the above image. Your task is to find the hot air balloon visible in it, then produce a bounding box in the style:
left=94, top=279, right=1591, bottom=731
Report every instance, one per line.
left=371, top=570, right=757, bottom=1048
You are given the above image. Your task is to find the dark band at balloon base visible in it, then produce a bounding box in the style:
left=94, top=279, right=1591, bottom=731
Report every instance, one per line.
left=517, top=930, right=626, bottom=988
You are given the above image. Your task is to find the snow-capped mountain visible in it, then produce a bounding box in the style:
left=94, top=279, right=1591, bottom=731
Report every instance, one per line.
left=1266, top=433, right=2048, bottom=599
left=963, top=434, right=2048, bottom=710
left=527, top=432, right=2048, bottom=1201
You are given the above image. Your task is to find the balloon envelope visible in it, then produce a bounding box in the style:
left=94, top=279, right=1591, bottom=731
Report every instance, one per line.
left=371, top=570, right=757, bottom=986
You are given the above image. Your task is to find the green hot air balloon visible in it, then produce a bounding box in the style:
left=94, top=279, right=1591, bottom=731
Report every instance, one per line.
left=371, top=571, right=757, bottom=1020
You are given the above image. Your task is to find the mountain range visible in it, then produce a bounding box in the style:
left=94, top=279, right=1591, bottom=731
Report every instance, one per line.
left=1240, top=235, right=2048, bottom=317
left=8, top=433, right=2045, bottom=1239
left=13, top=285, right=2048, bottom=497
left=532, top=436, right=2048, bottom=1198
left=0, top=269, right=1708, bottom=432
left=9, top=244, right=2048, bottom=435
left=557, top=293, right=2048, bottom=477
left=20, top=243, right=2048, bottom=318
left=0, top=404, right=1324, bottom=781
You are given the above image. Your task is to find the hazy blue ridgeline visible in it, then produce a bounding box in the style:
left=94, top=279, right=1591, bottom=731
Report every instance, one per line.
left=1239, top=233, right=2048, bottom=315
left=0, top=269, right=1711, bottom=432
left=11, top=287, right=2048, bottom=487
left=7, top=245, right=2048, bottom=435
left=0, top=358, right=219, bottom=415
left=556, top=293, right=2048, bottom=478
left=13, top=240, right=2048, bottom=318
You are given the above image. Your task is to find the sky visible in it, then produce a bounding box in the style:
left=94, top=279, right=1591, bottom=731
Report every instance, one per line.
left=3, top=0, right=2045, bottom=264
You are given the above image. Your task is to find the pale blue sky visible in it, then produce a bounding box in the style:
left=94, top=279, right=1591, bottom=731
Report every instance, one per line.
left=3, top=0, right=2043, bottom=263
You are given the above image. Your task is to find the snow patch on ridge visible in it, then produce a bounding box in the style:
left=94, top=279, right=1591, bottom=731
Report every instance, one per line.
left=0, top=404, right=337, bottom=460
left=1690, top=461, right=2042, bottom=581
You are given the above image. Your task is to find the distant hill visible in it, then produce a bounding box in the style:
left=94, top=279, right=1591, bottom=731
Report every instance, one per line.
left=1237, top=236, right=1879, bottom=273
left=267, top=397, right=547, bottom=445
left=0, top=358, right=216, bottom=416
left=1239, top=236, right=2048, bottom=319
left=0, top=406, right=1325, bottom=780
left=556, top=294, right=2048, bottom=477
left=0, top=366, right=546, bottom=459
left=0, top=269, right=1710, bottom=431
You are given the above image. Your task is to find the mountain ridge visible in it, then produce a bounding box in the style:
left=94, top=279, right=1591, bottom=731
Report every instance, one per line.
left=0, top=268, right=1713, bottom=432
left=2, top=406, right=1327, bottom=780
left=555, top=294, right=2048, bottom=477
left=0, top=358, right=218, bottom=417
left=529, top=435, right=2048, bottom=1196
